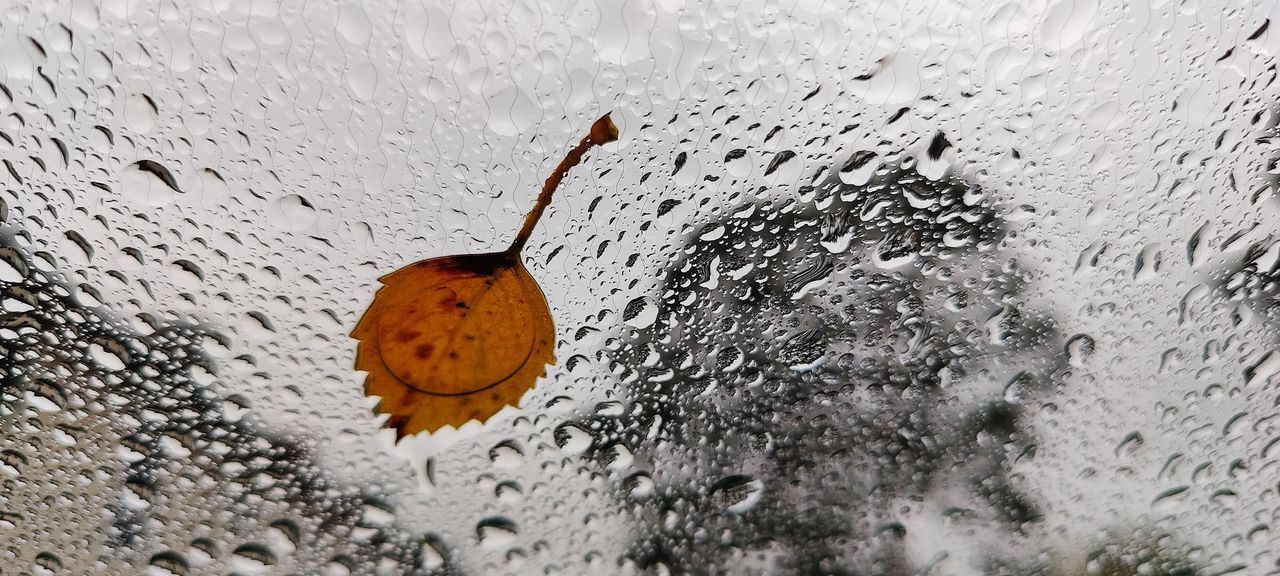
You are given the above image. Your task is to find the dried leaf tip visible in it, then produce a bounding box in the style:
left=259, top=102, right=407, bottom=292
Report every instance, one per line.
left=590, top=113, right=620, bottom=145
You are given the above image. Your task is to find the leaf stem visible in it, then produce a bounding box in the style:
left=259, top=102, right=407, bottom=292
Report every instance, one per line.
left=508, top=113, right=619, bottom=255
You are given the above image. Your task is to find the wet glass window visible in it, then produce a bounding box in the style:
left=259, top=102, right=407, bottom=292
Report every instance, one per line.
left=2, top=1, right=1278, bottom=575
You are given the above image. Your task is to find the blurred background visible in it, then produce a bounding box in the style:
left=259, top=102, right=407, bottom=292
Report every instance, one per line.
left=1, top=0, right=1278, bottom=574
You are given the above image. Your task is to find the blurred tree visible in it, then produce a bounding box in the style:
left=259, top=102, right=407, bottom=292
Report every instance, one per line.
left=0, top=225, right=462, bottom=574
left=577, top=150, right=1065, bottom=574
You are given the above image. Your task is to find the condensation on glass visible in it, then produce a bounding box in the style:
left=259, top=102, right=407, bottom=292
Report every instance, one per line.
left=1, top=0, right=1278, bottom=575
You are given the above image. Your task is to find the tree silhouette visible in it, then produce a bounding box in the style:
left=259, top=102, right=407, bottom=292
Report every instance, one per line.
left=575, top=150, right=1066, bottom=574
left=0, top=224, right=462, bottom=574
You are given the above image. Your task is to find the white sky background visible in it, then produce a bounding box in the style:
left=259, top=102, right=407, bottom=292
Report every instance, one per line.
left=3, top=0, right=1280, bottom=573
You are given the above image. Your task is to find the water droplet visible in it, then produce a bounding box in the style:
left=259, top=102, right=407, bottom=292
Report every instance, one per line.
left=476, top=517, right=519, bottom=549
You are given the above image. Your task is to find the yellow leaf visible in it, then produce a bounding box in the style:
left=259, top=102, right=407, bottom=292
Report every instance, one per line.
left=352, top=253, right=554, bottom=438
left=352, top=114, right=619, bottom=440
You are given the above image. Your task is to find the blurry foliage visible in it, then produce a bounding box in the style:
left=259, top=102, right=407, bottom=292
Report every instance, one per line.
left=0, top=224, right=460, bottom=574
left=575, top=149, right=1068, bottom=574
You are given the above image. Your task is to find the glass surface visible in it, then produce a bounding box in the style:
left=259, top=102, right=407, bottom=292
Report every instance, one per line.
left=1, top=0, right=1278, bottom=574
